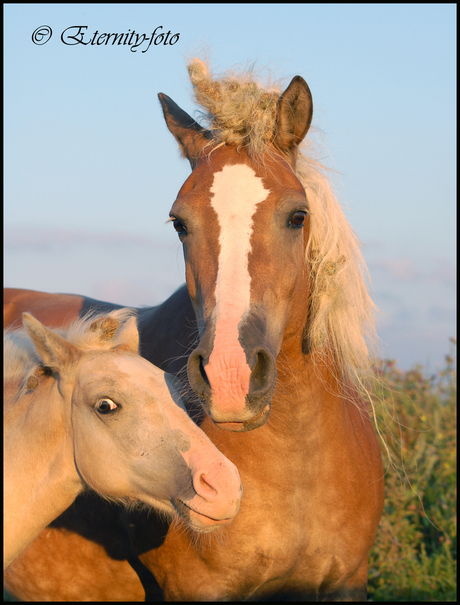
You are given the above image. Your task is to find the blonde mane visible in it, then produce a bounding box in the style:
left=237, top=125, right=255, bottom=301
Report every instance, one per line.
left=187, top=58, right=378, bottom=388
left=4, top=308, right=137, bottom=395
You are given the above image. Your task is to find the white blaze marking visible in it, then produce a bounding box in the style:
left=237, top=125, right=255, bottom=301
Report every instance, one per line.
left=206, top=164, right=269, bottom=413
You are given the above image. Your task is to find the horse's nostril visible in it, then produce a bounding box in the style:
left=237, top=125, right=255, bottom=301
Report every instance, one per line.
left=251, top=349, right=276, bottom=392
left=198, top=356, right=210, bottom=386
left=187, top=349, right=211, bottom=400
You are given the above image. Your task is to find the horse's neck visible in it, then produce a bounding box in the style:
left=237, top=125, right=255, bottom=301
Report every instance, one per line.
left=276, top=350, right=330, bottom=412
left=272, top=346, right=379, bottom=472
left=4, top=379, right=82, bottom=569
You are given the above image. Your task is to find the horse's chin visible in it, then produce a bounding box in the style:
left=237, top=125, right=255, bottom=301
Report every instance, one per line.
left=213, top=405, right=270, bottom=432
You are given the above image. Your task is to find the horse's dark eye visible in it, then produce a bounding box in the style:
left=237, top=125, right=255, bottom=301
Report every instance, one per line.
left=95, top=398, right=118, bottom=414
left=172, top=219, right=186, bottom=234
left=289, top=211, right=307, bottom=228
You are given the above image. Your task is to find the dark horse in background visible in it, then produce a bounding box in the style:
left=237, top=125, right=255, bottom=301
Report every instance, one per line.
left=4, top=58, right=384, bottom=601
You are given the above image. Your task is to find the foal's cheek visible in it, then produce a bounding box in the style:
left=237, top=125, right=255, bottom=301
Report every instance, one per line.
left=117, top=418, right=162, bottom=458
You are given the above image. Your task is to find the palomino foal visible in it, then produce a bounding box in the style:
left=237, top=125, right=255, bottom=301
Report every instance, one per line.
left=4, top=311, right=242, bottom=569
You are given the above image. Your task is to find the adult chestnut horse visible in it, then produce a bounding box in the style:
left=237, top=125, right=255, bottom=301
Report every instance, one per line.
left=4, top=59, right=384, bottom=600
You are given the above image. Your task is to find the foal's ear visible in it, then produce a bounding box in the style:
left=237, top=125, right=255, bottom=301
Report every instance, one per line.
left=274, top=76, right=313, bottom=165
left=158, top=93, right=211, bottom=168
left=22, top=313, right=79, bottom=372
left=112, top=316, right=139, bottom=354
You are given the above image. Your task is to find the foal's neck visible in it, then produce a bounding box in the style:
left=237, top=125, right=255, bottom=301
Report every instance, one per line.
left=4, top=379, right=82, bottom=569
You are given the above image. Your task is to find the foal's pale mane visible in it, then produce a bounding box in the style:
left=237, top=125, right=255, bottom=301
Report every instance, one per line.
left=186, top=58, right=378, bottom=389
left=63, top=307, right=136, bottom=350
left=4, top=308, right=137, bottom=394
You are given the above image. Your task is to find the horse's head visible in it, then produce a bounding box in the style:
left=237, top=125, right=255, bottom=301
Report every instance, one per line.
left=160, top=67, right=313, bottom=431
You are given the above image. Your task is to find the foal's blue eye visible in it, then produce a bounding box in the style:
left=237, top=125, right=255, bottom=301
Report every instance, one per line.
left=289, top=211, right=307, bottom=228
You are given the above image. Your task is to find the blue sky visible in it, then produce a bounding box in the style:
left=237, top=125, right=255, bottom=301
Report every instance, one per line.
left=4, top=4, right=456, bottom=371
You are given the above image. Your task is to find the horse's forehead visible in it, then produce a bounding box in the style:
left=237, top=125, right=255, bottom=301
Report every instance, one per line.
left=178, top=146, right=304, bottom=201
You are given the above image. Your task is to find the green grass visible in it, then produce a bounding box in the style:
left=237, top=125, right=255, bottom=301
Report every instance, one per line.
left=368, top=340, right=457, bottom=601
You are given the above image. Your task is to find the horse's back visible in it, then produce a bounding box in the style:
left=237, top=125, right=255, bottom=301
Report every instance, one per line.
left=3, top=288, right=125, bottom=329
left=4, top=288, right=85, bottom=329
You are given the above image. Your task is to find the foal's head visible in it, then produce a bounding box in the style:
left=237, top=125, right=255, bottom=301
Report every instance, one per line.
left=5, top=311, right=242, bottom=532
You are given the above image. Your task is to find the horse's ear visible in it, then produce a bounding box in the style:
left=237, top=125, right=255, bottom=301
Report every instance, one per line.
left=22, top=313, right=79, bottom=372
left=274, top=76, right=313, bottom=165
left=158, top=93, right=211, bottom=168
left=112, top=316, right=139, bottom=354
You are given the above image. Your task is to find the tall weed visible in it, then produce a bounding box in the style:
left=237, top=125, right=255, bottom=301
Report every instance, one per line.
left=368, top=340, right=457, bottom=601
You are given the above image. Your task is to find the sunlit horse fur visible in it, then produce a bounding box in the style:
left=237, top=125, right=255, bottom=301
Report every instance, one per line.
left=4, top=309, right=241, bottom=570
left=4, top=57, right=384, bottom=601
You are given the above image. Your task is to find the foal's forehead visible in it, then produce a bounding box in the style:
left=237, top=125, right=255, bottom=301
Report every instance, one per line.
left=79, top=350, right=165, bottom=386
